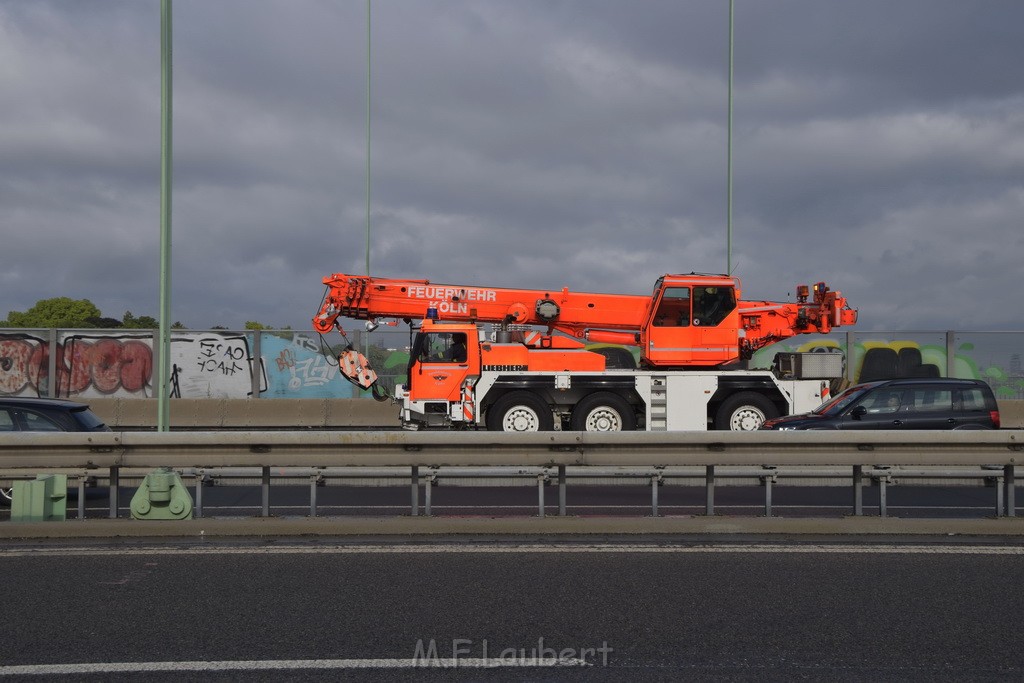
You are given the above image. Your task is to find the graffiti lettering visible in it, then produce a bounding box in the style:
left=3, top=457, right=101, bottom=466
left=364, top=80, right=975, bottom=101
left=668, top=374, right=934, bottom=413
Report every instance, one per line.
left=0, top=335, right=153, bottom=397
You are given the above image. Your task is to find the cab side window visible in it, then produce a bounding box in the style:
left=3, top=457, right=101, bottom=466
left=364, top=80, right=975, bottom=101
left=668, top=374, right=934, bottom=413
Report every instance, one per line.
left=652, top=287, right=690, bottom=327
left=420, top=332, right=468, bottom=363
left=692, top=287, right=736, bottom=327
left=0, top=409, right=15, bottom=431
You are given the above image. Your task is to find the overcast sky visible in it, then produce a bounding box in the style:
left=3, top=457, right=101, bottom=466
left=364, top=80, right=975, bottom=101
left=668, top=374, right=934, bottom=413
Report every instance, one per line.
left=2, top=0, right=1022, bottom=332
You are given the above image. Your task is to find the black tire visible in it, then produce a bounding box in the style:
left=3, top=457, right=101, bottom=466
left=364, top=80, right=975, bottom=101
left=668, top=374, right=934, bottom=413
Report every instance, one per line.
left=714, top=392, right=779, bottom=431
left=0, top=487, right=10, bottom=506
left=570, top=392, right=637, bottom=432
left=486, top=391, right=554, bottom=432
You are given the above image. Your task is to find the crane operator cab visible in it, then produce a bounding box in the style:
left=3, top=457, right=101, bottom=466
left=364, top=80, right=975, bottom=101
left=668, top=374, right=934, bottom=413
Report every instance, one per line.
left=692, top=287, right=736, bottom=327
left=644, top=277, right=739, bottom=367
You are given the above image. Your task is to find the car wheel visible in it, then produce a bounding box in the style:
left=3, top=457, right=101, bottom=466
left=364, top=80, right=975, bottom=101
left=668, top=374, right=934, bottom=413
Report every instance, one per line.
left=570, top=392, right=636, bottom=431
left=0, top=487, right=11, bottom=506
left=486, top=391, right=554, bottom=432
left=715, top=392, right=779, bottom=431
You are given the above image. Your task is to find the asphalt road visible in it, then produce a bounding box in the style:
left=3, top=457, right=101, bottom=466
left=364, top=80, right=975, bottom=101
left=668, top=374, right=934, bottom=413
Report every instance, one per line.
left=1, top=538, right=1023, bottom=681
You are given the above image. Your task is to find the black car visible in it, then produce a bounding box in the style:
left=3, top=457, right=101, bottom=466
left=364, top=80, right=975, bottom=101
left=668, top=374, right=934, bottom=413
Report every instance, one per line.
left=761, top=378, right=1000, bottom=430
left=0, top=397, right=111, bottom=503
left=0, top=397, right=111, bottom=433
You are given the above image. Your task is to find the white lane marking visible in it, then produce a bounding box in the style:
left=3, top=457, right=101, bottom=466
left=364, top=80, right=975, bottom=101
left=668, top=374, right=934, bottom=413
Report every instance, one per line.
left=2, top=543, right=1024, bottom=557
left=0, top=657, right=588, bottom=676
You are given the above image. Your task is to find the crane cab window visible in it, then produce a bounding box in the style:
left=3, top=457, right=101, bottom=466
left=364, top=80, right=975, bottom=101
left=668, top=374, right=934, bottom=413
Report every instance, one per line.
left=417, top=332, right=468, bottom=363
left=692, top=287, right=735, bottom=327
left=652, top=287, right=691, bottom=327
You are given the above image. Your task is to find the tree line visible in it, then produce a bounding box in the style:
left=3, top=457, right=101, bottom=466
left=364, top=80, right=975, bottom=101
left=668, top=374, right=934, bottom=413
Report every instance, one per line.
left=0, top=297, right=283, bottom=330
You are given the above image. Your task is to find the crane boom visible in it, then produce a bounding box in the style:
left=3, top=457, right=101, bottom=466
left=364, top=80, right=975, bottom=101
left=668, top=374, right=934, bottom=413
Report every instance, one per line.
left=313, top=271, right=857, bottom=368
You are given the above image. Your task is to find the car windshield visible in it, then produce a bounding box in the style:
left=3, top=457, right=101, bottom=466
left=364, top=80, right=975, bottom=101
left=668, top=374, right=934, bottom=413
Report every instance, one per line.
left=812, top=385, right=873, bottom=416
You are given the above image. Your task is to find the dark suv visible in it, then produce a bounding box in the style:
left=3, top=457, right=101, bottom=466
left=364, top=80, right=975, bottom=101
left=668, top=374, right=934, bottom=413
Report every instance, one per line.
left=761, top=378, right=1000, bottom=430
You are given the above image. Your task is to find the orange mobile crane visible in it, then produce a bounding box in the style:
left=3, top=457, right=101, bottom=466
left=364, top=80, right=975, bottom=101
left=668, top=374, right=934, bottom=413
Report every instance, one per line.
left=313, top=272, right=857, bottom=431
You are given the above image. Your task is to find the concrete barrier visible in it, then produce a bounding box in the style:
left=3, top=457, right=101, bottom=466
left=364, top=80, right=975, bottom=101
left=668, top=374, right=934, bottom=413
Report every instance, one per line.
left=1000, top=399, right=1024, bottom=429
left=77, top=397, right=1024, bottom=430
left=87, top=398, right=401, bottom=430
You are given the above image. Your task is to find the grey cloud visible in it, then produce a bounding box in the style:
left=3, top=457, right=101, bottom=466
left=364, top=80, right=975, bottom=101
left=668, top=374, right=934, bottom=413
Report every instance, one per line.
left=1, top=0, right=1021, bottom=335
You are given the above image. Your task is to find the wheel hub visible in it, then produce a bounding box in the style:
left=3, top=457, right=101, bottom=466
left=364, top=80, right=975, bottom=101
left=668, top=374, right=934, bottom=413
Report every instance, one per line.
left=731, top=407, right=766, bottom=431
left=585, top=409, right=621, bottom=431
left=504, top=407, right=539, bottom=432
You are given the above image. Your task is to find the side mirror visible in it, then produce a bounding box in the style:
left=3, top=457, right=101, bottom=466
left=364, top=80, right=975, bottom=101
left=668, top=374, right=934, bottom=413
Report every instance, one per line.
left=850, top=405, right=867, bottom=420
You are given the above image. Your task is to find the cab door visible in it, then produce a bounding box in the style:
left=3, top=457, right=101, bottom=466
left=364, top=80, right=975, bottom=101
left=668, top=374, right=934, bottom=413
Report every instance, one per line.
left=408, top=330, right=473, bottom=403
left=691, top=286, right=739, bottom=366
left=645, top=285, right=695, bottom=365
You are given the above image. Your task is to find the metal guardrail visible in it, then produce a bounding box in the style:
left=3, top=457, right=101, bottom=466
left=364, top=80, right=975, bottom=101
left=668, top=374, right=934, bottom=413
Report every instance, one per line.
left=1, top=430, right=1022, bottom=519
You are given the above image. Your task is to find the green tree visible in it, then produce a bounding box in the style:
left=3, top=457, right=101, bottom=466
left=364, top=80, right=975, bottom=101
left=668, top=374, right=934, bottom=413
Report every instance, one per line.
left=122, top=311, right=159, bottom=329
left=84, top=316, right=123, bottom=328
left=1, top=297, right=102, bottom=328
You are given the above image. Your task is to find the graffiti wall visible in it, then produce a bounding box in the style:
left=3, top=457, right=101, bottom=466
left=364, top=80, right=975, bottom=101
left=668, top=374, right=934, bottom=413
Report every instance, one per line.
left=751, top=332, right=1024, bottom=399
left=0, top=332, right=154, bottom=398
left=0, top=330, right=349, bottom=399
left=3, top=328, right=1022, bottom=400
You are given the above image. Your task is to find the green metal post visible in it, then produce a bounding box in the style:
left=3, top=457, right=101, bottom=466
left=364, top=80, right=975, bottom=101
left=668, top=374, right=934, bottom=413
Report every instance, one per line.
left=727, top=0, right=734, bottom=275
left=366, top=0, right=372, bottom=279
left=364, top=0, right=372, bottom=361
left=158, top=0, right=173, bottom=431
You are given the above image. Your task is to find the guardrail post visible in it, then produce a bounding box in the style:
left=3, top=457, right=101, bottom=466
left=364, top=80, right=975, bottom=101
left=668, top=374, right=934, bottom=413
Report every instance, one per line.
left=410, top=466, right=419, bottom=516
left=705, top=465, right=715, bottom=516
left=763, top=467, right=777, bottom=518
left=261, top=466, right=270, bottom=517
left=1005, top=465, right=1016, bottom=517
left=309, top=473, right=318, bottom=517
left=996, top=474, right=1004, bottom=518
left=194, top=471, right=204, bottom=519
left=537, top=473, right=546, bottom=518
left=77, top=474, right=86, bottom=520
left=109, top=466, right=119, bottom=519
left=852, top=465, right=863, bottom=516
left=878, top=471, right=888, bottom=518
left=651, top=473, right=659, bottom=517
left=424, top=469, right=432, bottom=517
left=558, top=465, right=566, bottom=516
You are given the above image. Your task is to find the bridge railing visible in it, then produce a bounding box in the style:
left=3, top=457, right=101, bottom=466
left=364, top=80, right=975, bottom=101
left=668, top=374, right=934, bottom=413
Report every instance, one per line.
left=1, top=430, right=1022, bottom=519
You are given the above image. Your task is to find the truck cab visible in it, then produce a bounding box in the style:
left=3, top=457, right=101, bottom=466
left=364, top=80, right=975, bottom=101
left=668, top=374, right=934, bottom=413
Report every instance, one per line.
left=397, top=321, right=480, bottom=428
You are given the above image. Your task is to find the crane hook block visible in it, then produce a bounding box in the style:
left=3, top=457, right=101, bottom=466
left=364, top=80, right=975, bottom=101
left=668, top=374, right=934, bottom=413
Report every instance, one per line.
left=339, top=347, right=379, bottom=391
left=130, top=468, right=194, bottom=520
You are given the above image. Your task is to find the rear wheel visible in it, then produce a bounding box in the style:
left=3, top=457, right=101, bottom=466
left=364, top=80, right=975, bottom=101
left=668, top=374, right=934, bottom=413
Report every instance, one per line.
left=714, top=392, right=779, bottom=431
left=486, top=391, right=554, bottom=432
left=570, top=392, right=636, bottom=431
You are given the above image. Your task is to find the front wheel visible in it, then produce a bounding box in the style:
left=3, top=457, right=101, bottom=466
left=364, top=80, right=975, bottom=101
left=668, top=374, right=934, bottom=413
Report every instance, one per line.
left=714, top=392, right=779, bottom=431
left=486, top=391, right=554, bottom=432
left=570, top=392, right=636, bottom=431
